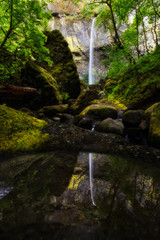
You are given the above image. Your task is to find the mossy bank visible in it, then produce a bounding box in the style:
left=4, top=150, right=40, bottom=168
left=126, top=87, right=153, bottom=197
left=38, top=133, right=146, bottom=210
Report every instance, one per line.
left=0, top=105, right=50, bottom=155
left=104, top=47, right=160, bottom=109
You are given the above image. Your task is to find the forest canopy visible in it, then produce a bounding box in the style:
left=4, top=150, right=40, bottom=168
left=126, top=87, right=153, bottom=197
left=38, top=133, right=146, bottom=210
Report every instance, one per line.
left=0, top=0, right=160, bottom=83
left=0, top=0, right=52, bottom=82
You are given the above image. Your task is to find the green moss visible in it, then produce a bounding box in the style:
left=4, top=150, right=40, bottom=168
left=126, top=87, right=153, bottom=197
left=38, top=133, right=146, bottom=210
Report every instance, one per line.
left=30, top=62, right=62, bottom=103
left=145, top=103, right=160, bottom=148
left=79, top=104, right=117, bottom=119
left=0, top=105, right=50, bottom=154
left=70, top=89, right=99, bottom=114
left=104, top=79, right=117, bottom=93
left=91, top=99, right=127, bottom=110
left=42, top=30, right=81, bottom=99
left=104, top=52, right=160, bottom=107
left=21, top=61, right=62, bottom=108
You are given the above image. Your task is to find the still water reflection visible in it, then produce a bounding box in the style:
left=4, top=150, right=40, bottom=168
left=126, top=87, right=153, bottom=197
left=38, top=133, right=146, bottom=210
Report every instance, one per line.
left=0, top=151, right=160, bottom=240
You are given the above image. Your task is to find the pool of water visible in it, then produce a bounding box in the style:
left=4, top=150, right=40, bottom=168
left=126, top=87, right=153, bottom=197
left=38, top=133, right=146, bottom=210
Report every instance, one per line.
left=0, top=151, right=160, bottom=240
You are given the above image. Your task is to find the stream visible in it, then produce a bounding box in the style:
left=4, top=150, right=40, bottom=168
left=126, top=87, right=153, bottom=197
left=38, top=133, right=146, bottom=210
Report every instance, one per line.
left=0, top=151, right=160, bottom=240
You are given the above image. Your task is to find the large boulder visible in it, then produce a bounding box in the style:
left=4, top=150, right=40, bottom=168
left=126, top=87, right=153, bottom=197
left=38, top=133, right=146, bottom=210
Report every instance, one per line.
left=21, top=62, right=62, bottom=109
left=95, top=118, right=124, bottom=135
left=41, top=30, right=81, bottom=99
left=145, top=103, right=160, bottom=148
left=91, top=98, right=127, bottom=116
left=122, top=110, right=144, bottom=128
left=79, top=104, right=117, bottom=121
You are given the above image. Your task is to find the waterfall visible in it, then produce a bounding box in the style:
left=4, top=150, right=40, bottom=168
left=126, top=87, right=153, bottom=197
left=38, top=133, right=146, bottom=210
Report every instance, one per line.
left=89, top=17, right=96, bottom=85
left=89, top=153, right=96, bottom=206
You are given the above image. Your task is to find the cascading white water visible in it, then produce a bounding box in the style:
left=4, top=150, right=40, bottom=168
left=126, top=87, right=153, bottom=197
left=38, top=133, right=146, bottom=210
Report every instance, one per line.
left=89, top=18, right=96, bottom=85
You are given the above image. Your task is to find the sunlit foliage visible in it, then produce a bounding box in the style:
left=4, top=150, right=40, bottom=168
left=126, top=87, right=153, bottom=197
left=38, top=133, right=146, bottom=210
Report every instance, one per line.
left=0, top=0, right=52, bottom=81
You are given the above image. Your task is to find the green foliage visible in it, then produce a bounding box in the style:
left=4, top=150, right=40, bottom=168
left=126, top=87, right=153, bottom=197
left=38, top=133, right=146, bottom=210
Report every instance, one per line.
left=145, top=103, right=160, bottom=148
left=136, top=47, right=160, bottom=73
left=80, top=0, right=160, bottom=85
left=0, top=0, right=52, bottom=81
left=104, top=47, right=160, bottom=106
left=82, top=73, right=89, bottom=86
left=61, top=91, right=70, bottom=102
left=0, top=104, right=50, bottom=154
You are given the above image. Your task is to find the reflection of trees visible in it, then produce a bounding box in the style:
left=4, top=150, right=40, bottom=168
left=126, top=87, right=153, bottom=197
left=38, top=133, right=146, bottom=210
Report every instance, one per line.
left=1, top=152, right=160, bottom=240
left=94, top=154, right=160, bottom=239
left=0, top=152, right=78, bottom=235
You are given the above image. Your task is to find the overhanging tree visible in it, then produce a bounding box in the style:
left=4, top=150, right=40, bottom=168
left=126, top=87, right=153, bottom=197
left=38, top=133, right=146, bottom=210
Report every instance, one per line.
left=0, top=0, right=52, bottom=82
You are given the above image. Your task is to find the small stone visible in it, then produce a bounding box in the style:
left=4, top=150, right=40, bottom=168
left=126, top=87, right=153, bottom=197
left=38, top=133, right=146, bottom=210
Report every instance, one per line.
left=53, top=117, right=61, bottom=122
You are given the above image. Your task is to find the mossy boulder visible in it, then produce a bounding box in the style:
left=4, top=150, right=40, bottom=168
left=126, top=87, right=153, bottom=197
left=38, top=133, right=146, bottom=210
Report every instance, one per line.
left=95, top=118, right=124, bottom=135
left=144, top=102, right=160, bottom=148
left=21, top=62, right=62, bottom=109
left=79, top=104, right=117, bottom=121
left=70, top=89, right=99, bottom=115
left=92, top=99, right=127, bottom=111
left=0, top=104, right=50, bottom=154
left=41, top=30, right=81, bottom=99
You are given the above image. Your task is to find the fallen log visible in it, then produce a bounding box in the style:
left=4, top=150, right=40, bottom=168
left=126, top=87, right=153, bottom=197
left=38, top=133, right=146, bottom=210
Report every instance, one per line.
left=0, top=84, right=38, bottom=108
left=0, top=84, right=37, bottom=95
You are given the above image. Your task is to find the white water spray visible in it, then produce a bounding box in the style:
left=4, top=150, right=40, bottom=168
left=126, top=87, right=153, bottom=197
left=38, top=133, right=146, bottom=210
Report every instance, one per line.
left=89, top=18, right=96, bottom=85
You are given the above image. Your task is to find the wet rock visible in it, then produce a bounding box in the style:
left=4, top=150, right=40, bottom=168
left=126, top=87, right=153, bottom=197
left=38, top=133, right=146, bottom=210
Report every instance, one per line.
left=91, top=98, right=127, bottom=111
left=57, top=113, right=74, bottom=124
left=45, top=122, right=127, bottom=154
left=122, top=110, right=144, bottom=128
left=145, top=102, right=160, bottom=148
left=70, top=89, right=99, bottom=115
left=53, top=117, right=61, bottom=122
left=95, top=118, right=124, bottom=135
left=78, top=118, right=93, bottom=130
left=79, top=104, right=117, bottom=121
left=44, top=122, right=160, bottom=162
left=38, top=104, right=68, bottom=117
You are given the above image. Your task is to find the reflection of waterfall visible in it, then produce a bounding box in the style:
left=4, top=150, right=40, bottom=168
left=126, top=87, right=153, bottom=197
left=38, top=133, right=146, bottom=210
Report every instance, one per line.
left=89, top=18, right=96, bottom=85
left=89, top=153, right=96, bottom=206
left=0, top=186, right=13, bottom=200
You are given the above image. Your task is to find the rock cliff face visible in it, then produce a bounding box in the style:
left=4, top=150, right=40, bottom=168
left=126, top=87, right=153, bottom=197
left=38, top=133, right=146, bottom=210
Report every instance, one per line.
left=48, top=15, right=110, bottom=79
